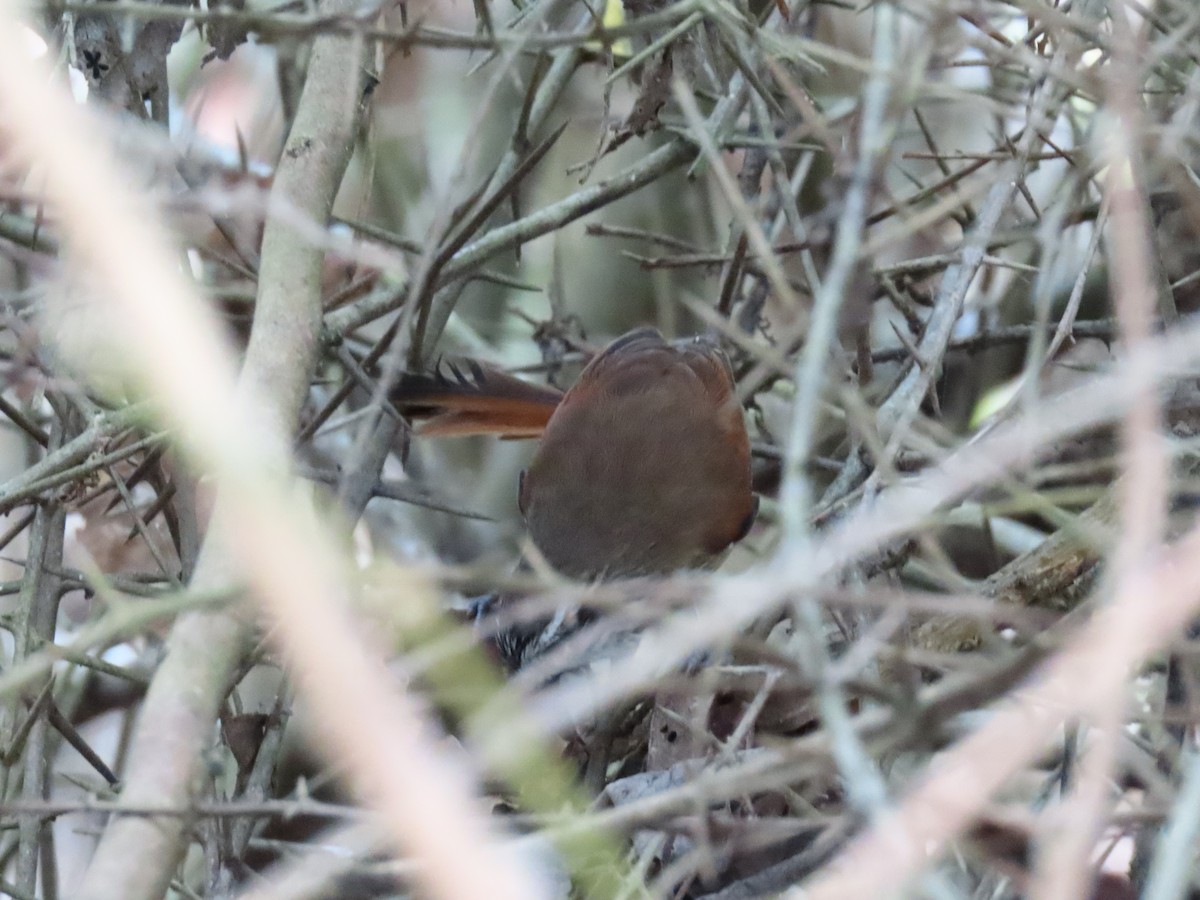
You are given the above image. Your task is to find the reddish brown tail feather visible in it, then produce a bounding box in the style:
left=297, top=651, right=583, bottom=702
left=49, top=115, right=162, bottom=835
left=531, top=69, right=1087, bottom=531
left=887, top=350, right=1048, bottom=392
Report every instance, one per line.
left=391, top=360, right=563, bottom=438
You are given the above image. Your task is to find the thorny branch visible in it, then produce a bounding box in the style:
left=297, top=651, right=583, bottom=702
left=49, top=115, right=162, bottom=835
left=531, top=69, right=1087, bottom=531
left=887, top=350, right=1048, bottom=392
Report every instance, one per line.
left=3, top=0, right=1200, bottom=898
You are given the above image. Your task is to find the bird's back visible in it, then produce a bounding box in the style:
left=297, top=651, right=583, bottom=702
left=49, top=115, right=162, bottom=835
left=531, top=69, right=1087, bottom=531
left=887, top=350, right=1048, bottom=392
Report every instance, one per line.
left=519, top=328, right=755, bottom=579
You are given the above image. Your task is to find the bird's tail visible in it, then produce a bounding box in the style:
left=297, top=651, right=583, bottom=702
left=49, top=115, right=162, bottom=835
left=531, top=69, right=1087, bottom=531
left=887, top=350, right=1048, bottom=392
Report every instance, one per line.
left=391, top=359, right=563, bottom=438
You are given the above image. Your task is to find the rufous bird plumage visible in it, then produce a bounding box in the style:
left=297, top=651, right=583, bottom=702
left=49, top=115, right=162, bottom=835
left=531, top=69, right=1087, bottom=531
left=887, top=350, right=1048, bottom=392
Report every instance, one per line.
left=394, top=327, right=757, bottom=666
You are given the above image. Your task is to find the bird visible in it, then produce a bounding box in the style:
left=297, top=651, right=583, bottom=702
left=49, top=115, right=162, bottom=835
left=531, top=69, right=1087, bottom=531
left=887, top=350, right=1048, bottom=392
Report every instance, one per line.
left=393, top=327, right=757, bottom=669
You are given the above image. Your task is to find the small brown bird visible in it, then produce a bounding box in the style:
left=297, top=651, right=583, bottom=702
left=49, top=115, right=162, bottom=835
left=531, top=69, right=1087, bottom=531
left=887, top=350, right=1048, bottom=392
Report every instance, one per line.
left=394, top=327, right=757, bottom=667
